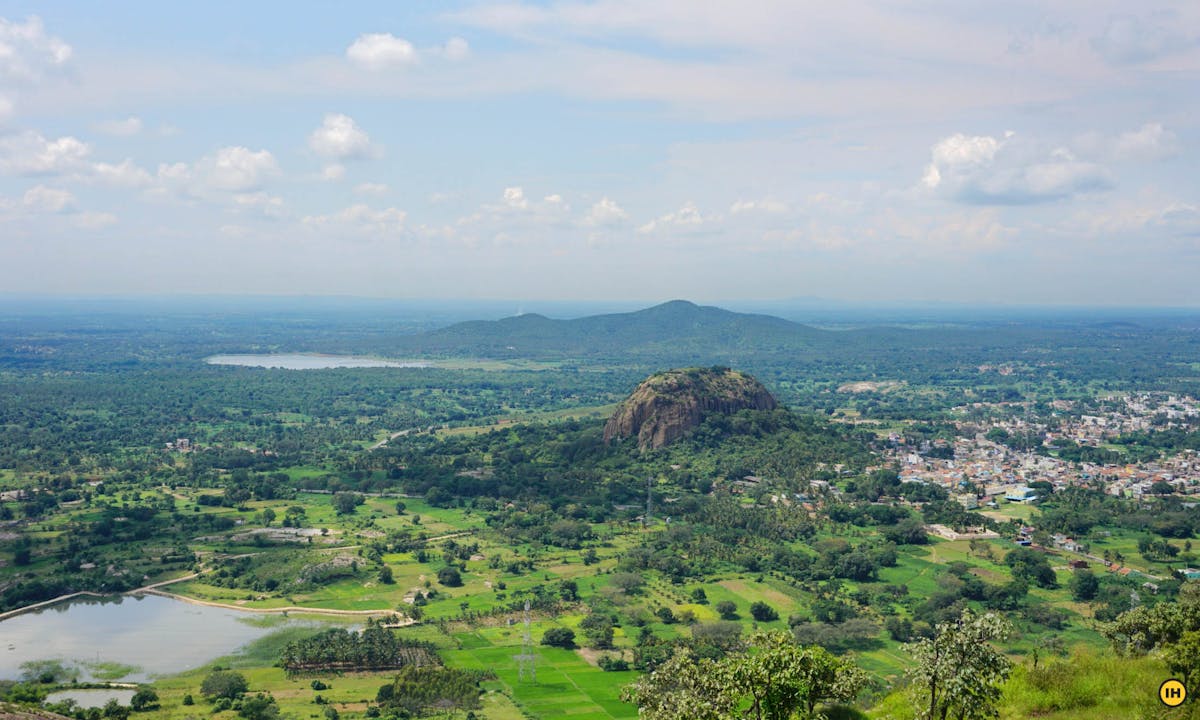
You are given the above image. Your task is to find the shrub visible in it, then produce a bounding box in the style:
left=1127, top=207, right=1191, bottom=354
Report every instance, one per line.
left=749, top=601, right=779, bottom=622
left=541, top=628, right=577, bottom=648
left=200, top=670, right=249, bottom=701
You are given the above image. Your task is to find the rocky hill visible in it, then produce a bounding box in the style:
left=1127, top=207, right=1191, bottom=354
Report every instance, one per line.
left=603, top=367, right=778, bottom=450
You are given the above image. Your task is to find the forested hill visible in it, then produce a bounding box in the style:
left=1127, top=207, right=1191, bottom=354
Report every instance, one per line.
left=397, top=300, right=829, bottom=360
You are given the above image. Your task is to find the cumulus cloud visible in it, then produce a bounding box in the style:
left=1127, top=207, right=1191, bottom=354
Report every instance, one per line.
left=92, top=159, right=152, bottom=187
left=502, top=186, right=528, bottom=209
left=151, top=147, right=278, bottom=202
left=94, top=116, right=143, bottom=137
left=637, top=201, right=715, bottom=234
left=302, top=203, right=407, bottom=237
left=1112, top=123, right=1180, bottom=161
left=232, top=192, right=285, bottom=217
left=0, top=16, right=71, bottom=83
left=346, top=33, right=417, bottom=70
left=355, top=182, right=388, bottom=195
left=21, top=184, right=73, bottom=212
left=0, top=130, right=90, bottom=175
left=583, top=196, right=628, bottom=226
left=308, top=113, right=377, bottom=161
left=730, top=198, right=788, bottom=214
left=201, top=146, right=278, bottom=192
left=923, top=132, right=1113, bottom=205
left=1090, top=13, right=1199, bottom=65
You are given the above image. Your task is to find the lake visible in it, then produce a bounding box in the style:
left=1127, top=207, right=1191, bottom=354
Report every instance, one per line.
left=205, top=354, right=428, bottom=370
left=0, top=594, right=318, bottom=682
left=45, top=689, right=136, bottom=709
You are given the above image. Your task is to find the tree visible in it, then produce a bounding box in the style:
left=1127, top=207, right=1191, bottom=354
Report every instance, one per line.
left=716, top=601, right=739, bottom=620
left=260, top=508, right=276, bottom=526
left=750, top=601, right=779, bottom=622
left=238, top=693, right=280, bottom=720
left=541, top=627, right=576, bottom=648
left=200, top=670, right=249, bottom=700
left=1164, top=629, right=1200, bottom=695
left=906, top=608, right=1013, bottom=720
left=331, top=492, right=363, bottom=516
left=621, top=648, right=735, bottom=720
left=691, top=588, right=709, bottom=604
left=378, top=565, right=394, bottom=584
left=437, top=566, right=463, bottom=587
left=130, top=688, right=159, bottom=711
left=622, top=632, right=866, bottom=720
left=1069, top=569, right=1099, bottom=601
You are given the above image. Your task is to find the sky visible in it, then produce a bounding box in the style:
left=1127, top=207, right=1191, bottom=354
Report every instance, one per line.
left=0, top=1, right=1197, bottom=305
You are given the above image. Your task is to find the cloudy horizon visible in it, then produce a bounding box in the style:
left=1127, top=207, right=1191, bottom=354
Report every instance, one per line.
left=0, top=2, right=1197, bottom=305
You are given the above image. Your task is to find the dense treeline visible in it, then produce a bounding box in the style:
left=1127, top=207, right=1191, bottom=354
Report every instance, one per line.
left=279, top=622, right=439, bottom=674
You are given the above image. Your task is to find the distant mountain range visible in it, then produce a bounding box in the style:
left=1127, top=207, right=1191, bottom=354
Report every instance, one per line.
left=396, top=300, right=831, bottom=361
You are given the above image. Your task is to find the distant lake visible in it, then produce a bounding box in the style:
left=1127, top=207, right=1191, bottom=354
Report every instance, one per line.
left=0, top=594, right=316, bottom=682
left=206, top=354, right=427, bottom=370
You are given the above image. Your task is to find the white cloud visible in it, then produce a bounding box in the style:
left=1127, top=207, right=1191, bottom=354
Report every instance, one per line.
left=0, top=130, right=92, bottom=175
left=355, top=182, right=388, bottom=195
left=730, top=198, right=788, bottom=214
left=302, top=203, right=407, bottom=237
left=92, top=159, right=152, bottom=187
left=1113, top=123, right=1180, bottom=161
left=232, top=192, right=285, bottom=217
left=0, top=95, right=11, bottom=122
left=94, top=116, right=143, bottom=137
left=923, top=132, right=1113, bottom=205
left=346, top=33, right=417, bottom=70
left=22, top=184, right=73, bottom=212
left=582, top=196, right=627, bottom=226
left=308, top=113, right=377, bottom=161
left=637, top=201, right=714, bottom=234
left=922, top=133, right=1005, bottom=189
left=503, top=186, right=528, bottom=209
left=322, top=163, right=345, bottom=181
left=0, top=16, right=71, bottom=84
left=442, top=37, right=471, bottom=61
left=201, top=146, right=278, bottom=192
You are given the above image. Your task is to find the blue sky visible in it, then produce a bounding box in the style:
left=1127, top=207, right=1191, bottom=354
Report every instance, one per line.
left=0, top=1, right=1197, bottom=304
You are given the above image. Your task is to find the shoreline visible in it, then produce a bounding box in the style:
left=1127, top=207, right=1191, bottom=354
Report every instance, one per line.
left=0, top=574, right=414, bottom=624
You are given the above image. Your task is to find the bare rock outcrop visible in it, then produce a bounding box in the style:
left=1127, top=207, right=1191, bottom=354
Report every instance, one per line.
left=603, top=367, right=777, bottom=450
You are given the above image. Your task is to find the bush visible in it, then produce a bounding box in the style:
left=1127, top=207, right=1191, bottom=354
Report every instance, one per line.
left=749, top=601, right=779, bottom=622
left=541, top=627, right=577, bottom=648
left=130, top=688, right=159, bottom=711
left=716, top=600, right=738, bottom=620
left=598, top=655, right=630, bottom=672
left=200, top=670, right=249, bottom=701
left=437, top=566, right=463, bottom=587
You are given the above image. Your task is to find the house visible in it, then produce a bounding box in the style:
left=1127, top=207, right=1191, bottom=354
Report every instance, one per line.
left=1005, top=486, right=1038, bottom=503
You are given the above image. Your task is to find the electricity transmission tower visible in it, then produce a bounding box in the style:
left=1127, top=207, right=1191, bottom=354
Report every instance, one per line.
left=513, top=599, right=537, bottom=682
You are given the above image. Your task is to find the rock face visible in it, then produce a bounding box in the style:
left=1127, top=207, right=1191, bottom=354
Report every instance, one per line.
left=604, top=367, right=778, bottom=450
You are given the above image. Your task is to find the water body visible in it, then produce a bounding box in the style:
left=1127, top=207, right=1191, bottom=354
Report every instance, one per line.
left=205, top=354, right=427, bottom=370
left=45, top=689, right=136, bottom=709
left=0, top=594, right=312, bottom=682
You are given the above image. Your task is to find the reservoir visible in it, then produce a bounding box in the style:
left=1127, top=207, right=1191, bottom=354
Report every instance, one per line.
left=0, top=594, right=318, bottom=682
left=205, top=354, right=427, bottom=369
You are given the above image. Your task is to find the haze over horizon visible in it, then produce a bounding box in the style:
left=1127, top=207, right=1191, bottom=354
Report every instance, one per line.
left=0, top=2, right=1198, bottom=305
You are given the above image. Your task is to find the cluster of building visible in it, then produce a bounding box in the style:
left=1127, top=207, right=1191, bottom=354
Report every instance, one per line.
left=888, top=393, right=1200, bottom=504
